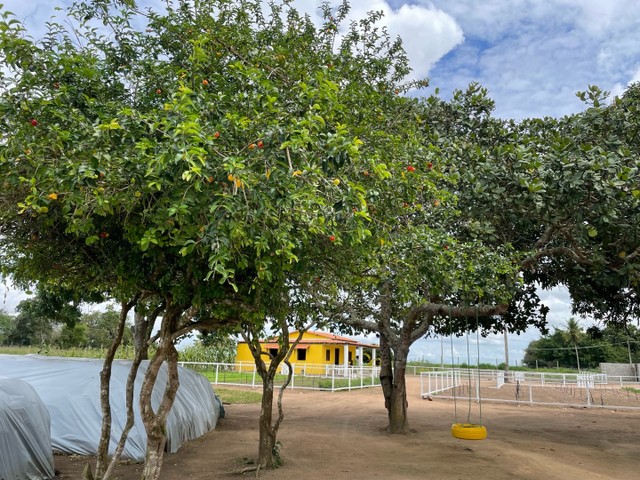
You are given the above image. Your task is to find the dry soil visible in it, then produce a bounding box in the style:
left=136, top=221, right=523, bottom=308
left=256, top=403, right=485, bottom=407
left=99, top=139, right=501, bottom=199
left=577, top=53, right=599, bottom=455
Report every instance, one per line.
left=54, top=377, right=639, bottom=479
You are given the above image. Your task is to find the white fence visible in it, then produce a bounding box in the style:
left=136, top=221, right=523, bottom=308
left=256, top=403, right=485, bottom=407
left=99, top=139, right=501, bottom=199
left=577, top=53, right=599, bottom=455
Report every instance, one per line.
left=178, top=361, right=381, bottom=392
left=411, top=365, right=637, bottom=385
left=420, top=370, right=462, bottom=396
left=420, top=369, right=640, bottom=410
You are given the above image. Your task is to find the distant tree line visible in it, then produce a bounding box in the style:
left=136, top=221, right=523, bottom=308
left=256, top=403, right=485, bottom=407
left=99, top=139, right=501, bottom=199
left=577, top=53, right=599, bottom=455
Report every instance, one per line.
left=523, top=318, right=640, bottom=370
left=0, top=292, right=132, bottom=349
left=0, top=290, right=237, bottom=362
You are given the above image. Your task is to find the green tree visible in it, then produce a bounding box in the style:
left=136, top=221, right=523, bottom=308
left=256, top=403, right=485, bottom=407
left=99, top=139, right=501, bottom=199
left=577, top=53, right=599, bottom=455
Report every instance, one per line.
left=6, top=303, right=54, bottom=346
left=564, top=317, right=584, bottom=370
left=547, top=85, right=640, bottom=327
left=333, top=83, right=549, bottom=434
left=83, top=308, right=133, bottom=349
left=524, top=322, right=640, bottom=369
left=58, top=322, right=88, bottom=348
left=0, top=0, right=411, bottom=476
left=179, top=333, right=237, bottom=364
left=5, top=289, right=81, bottom=346
left=0, top=309, right=15, bottom=345
left=421, top=81, right=640, bottom=371
left=428, top=82, right=640, bottom=314
left=337, top=78, right=640, bottom=433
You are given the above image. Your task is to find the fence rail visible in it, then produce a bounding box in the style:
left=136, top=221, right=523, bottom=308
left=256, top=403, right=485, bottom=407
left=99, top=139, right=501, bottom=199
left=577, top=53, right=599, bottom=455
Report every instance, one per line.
left=415, top=367, right=638, bottom=384
left=178, top=361, right=381, bottom=392
left=420, top=369, right=640, bottom=410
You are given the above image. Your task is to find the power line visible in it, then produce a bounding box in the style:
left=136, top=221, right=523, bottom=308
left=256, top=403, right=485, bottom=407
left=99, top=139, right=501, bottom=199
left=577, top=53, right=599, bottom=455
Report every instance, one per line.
left=526, top=338, right=640, bottom=352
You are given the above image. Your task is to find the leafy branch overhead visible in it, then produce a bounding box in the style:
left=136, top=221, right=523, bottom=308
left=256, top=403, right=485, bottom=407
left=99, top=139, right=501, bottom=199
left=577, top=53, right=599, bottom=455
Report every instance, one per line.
left=1, top=0, right=640, bottom=473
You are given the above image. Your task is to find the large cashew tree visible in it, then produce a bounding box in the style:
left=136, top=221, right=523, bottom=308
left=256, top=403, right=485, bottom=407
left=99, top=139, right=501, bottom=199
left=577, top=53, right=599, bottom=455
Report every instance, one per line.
left=0, top=0, right=432, bottom=476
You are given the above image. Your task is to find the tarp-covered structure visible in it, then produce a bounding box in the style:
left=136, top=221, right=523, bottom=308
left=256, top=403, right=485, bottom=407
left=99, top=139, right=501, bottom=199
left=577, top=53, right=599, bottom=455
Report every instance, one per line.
left=0, top=355, right=224, bottom=461
left=0, top=377, right=55, bottom=480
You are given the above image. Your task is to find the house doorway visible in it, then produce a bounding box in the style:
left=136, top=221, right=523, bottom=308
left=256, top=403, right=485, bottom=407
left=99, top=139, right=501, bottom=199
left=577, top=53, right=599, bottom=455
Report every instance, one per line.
left=334, top=348, right=340, bottom=365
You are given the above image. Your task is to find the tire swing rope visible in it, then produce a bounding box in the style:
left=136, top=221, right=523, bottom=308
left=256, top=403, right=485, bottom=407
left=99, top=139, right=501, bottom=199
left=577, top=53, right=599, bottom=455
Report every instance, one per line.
left=450, top=305, right=487, bottom=441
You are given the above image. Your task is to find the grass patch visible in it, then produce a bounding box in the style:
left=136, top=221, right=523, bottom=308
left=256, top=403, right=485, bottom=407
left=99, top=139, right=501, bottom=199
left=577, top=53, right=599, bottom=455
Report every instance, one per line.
left=215, top=388, right=262, bottom=404
left=187, top=366, right=380, bottom=389
left=623, top=387, right=640, bottom=394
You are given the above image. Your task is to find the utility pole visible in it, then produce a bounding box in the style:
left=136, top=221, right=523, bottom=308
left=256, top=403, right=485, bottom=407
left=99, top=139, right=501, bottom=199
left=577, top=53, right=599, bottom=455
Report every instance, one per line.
left=504, top=327, right=510, bottom=382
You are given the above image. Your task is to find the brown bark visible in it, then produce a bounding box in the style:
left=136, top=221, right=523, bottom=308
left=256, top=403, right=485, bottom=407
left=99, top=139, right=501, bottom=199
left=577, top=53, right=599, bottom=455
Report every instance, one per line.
left=242, top=321, right=309, bottom=470
left=141, top=432, right=166, bottom=480
left=133, top=310, right=150, bottom=361
left=387, top=344, right=410, bottom=434
left=257, top=378, right=276, bottom=468
left=102, top=333, right=147, bottom=479
left=378, top=324, right=412, bottom=434
left=244, top=323, right=281, bottom=470
left=91, top=297, right=137, bottom=480
left=378, top=332, right=393, bottom=413
left=139, top=305, right=182, bottom=480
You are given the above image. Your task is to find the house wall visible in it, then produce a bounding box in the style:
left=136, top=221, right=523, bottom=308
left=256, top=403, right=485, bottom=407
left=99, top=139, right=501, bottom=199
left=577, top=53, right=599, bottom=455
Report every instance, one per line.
left=235, top=343, right=255, bottom=369
left=234, top=334, right=370, bottom=374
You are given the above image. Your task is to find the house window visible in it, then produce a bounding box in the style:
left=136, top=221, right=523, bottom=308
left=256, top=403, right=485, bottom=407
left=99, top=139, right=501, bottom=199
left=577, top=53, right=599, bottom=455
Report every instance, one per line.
left=269, top=348, right=278, bottom=359
left=297, top=349, right=307, bottom=361
left=326, top=349, right=331, bottom=362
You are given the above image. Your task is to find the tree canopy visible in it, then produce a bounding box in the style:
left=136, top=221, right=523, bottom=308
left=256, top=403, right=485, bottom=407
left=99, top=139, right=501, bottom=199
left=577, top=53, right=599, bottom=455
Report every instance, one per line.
left=524, top=320, right=640, bottom=369
left=2, top=0, right=640, bottom=477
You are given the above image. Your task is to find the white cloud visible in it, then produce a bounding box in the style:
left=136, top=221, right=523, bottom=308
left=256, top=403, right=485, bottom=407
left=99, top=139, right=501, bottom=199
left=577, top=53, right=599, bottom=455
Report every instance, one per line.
left=408, top=285, right=597, bottom=365
left=348, top=1, right=464, bottom=81
left=5, top=0, right=639, bottom=120
left=2, top=1, right=73, bottom=40
left=611, top=65, right=640, bottom=99
left=286, top=1, right=463, bottom=82
left=3, top=0, right=463, bottom=85
left=420, top=0, right=640, bottom=118
left=0, top=279, right=32, bottom=314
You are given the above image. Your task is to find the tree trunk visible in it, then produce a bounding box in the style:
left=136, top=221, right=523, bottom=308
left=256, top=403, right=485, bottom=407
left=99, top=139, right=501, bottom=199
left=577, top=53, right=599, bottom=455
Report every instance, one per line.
left=141, top=431, right=167, bottom=480
left=257, top=378, right=277, bottom=469
left=242, top=319, right=308, bottom=470
left=102, top=336, right=147, bottom=479
left=133, top=303, right=158, bottom=360
left=91, top=298, right=136, bottom=480
left=378, top=331, right=394, bottom=413
left=377, top=280, right=412, bottom=434
left=133, top=309, right=150, bottom=361
left=387, top=341, right=410, bottom=434
left=139, top=306, right=181, bottom=480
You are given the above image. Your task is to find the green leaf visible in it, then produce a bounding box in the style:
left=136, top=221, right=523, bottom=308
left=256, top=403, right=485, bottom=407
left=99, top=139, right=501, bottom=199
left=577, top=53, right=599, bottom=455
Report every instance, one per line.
left=85, top=235, right=99, bottom=246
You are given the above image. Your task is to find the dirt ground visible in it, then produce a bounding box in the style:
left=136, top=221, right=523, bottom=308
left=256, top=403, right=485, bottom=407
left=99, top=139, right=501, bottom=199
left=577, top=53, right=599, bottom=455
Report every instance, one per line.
left=54, top=377, right=639, bottom=480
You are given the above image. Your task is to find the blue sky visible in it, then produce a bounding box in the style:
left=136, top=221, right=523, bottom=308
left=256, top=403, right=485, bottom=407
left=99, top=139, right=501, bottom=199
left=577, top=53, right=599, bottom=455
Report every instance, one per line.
left=2, top=0, right=639, bottom=363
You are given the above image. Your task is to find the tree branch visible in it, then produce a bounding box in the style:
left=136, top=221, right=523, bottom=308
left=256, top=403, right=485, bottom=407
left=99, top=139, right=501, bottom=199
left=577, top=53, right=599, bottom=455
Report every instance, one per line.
left=409, top=302, right=508, bottom=321
left=521, top=246, right=589, bottom=270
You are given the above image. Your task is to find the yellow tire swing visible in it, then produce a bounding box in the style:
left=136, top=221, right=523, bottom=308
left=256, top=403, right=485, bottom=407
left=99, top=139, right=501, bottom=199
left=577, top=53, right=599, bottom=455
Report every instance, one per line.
left=449, top=306, right=487, bottom=440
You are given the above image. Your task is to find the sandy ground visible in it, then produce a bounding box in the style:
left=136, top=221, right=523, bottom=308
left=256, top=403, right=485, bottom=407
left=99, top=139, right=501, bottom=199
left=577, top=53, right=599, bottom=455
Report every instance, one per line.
left=54, top=377, right=639, bottom=480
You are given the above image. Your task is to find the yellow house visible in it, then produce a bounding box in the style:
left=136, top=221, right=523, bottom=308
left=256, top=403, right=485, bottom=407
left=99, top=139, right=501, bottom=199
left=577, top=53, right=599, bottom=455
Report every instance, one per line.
left=235, top=330, right=379, bottom=375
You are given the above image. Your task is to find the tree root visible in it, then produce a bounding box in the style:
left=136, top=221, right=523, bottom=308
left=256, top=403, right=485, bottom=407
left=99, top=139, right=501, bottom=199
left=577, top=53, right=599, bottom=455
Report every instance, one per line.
left=82, top=463, right=95, bottom=480
left=231, top=464, right=262, bottom=477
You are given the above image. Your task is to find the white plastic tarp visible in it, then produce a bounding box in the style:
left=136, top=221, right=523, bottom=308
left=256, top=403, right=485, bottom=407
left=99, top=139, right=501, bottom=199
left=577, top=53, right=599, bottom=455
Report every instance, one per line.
left=0, top=355, right=223, bottom=461
left=0, top=377, right=55, bottom=480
